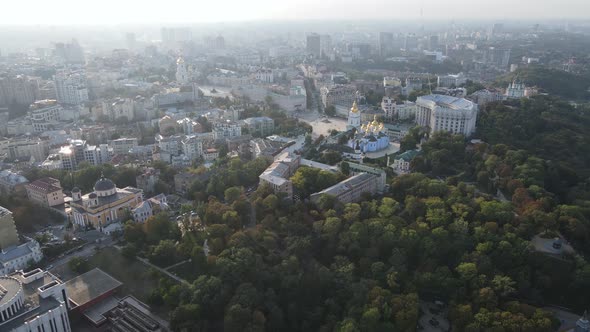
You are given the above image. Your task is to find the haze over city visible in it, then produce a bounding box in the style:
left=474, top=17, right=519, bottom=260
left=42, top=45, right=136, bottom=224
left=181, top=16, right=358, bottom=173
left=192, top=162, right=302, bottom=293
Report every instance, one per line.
left=2, top=0, right=590, bottom=25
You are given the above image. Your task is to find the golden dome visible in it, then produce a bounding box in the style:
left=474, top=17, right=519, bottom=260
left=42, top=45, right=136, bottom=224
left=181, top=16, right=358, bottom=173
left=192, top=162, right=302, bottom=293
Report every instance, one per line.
left=350, top=100, right=359, bottom=113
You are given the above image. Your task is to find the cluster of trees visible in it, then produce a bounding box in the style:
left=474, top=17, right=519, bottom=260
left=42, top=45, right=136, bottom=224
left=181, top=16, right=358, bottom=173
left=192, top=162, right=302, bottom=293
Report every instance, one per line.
left=0, top=196, right=64, bottom=233
left=135, top=170, right=582, bottom=331
left=496, top=67, right=590, bottom=100
left=115, top=93, right=590, bottom=331
left=290, top=167, right=345, bottom=198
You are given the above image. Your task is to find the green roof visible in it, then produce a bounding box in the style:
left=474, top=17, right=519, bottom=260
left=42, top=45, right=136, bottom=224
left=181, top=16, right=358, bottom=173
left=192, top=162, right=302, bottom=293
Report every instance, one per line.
left=396, top=149, right=421, bottom=162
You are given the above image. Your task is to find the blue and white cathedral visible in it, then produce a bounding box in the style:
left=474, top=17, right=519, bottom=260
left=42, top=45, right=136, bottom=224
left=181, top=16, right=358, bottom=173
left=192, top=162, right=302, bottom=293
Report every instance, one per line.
left=346, top=101, right=390, bottom=153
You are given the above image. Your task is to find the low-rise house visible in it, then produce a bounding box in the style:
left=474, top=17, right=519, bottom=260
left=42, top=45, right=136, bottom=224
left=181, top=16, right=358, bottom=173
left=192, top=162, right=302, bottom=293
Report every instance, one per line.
left=390, top=149, right=422, bottom=174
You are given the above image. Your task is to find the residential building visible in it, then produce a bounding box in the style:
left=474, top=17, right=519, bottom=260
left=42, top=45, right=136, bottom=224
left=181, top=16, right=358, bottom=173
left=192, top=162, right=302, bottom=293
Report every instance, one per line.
left=177, top=118, right=203, bottom=135
left=202, top=148, right=219, bottom=161
left=242, top=117, right=275, bottom=137
left=437, top=73, right=467, bottom=88
left=69, top=176, right=143, bottom=231
left=131, top=201, right=153, bottom=223
left=29, top=100, right=62, bottom=133
left=0, top=268, right=71, bottom=332
left=469, top=89, right=505, bottom=106
left=136, top=168, right=160, bottom=194
left=390, top=149, right=422, bottom=174
left=213, top=120, right=242, bottom=140
left=259, top=151, right=301, bottom=199
left=182, top=135, right=203, bottom=160
left=382, top=99, right=416, bottom=122
left=306, top=33, right=321, bottom=57
left=0, top=171, right=28, bottom=196
left=483, top=47, right=511, bottom=69
left=0, top=75, right=39, bottom=106
left=310, top=173, right=379, bottom=204
left=109, top=138, right=138, bottom=155
left=0, top=239, right=43, bottom=276
left=54, top=39, right=84, bottom=64
left=153, top=85, right=199, bottom=108
left=250, top=138, right=284, bottom=160
left=54, top=71, right=89, bottom=106
left=403, top=77, right=423, bottom=96
left=378, top=32, right=394, bottom=57
left=102, top=98, right=135, bottom=121
left=415, top=95, right=478, bottom=136
left=0, top=206, right=19, bottom=250
left=25, top=177, right=64, bottom=207
left=6, top=137, right=49, bottom=163
left=320, top=84, right=357, bottom=108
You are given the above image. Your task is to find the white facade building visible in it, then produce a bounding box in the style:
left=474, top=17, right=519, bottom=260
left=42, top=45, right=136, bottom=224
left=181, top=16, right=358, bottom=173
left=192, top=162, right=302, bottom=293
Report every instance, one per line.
left=182, top=135, right=204, bottom=160
left=213, top=121, right=242, bottom=140
left=54, top=71, right=89, bottom=106
left=416, top=94, right=478, bottom=136
left=382, top=98, right=417, bottom=121
left=0, top=269, right=71, bottom=332
left=437, top=73, right=467, bottom=88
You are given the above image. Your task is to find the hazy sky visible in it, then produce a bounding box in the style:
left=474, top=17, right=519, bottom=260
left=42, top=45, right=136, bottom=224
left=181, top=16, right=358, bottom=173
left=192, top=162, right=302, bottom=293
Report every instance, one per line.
left=2, top=0, right=589, bottom=25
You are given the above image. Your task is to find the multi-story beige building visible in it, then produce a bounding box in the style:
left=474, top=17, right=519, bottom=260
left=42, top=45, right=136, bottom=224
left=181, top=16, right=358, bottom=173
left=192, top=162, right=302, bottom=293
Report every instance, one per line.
left=70, top=176, right=143, bottom=231
left=259, top=152, right=301, bottom=199
left=25, top=177, right=64, bottom=207
left=320, top=84, right=357, bottom=108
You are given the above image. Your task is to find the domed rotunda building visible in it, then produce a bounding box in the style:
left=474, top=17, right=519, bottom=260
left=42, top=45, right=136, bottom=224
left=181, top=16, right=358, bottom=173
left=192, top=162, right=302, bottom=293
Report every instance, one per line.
left=70, top=174, right=143, bottom=232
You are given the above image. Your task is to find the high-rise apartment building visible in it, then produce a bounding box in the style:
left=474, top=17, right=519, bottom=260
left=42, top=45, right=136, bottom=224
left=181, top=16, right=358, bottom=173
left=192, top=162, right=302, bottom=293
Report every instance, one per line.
left=54, top=71, right=89, bottom=106
left=306, top=33, right=321, bottom=58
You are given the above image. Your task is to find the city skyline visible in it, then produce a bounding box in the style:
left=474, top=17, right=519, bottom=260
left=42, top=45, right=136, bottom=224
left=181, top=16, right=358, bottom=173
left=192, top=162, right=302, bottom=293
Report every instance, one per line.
left=1, top=0, right=590, bottom=25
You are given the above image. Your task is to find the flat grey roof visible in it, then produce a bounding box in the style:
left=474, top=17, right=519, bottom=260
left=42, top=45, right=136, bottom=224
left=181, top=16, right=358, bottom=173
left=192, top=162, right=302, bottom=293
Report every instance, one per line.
left=65, top=268, right=123, bottom=308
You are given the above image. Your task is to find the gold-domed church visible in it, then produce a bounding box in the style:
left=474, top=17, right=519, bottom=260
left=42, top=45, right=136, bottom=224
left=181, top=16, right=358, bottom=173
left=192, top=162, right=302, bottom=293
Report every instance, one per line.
left=346, top=101, right=390, bottom=153
left=70, top=174, right=144, bottom=232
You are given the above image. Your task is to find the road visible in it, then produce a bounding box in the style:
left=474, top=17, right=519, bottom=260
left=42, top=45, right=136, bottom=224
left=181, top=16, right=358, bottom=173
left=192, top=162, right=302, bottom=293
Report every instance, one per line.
left=48, top=236, right=115, bottom=273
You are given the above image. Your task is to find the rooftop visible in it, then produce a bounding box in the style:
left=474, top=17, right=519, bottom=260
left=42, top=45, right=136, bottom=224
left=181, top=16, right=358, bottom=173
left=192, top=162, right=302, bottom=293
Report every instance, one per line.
left=314, top=173, right=376, bottom=197
left=1, top=270, right=64, bottom=331
left=0, top=240, right=38, bottom=266
left=65, top=268, right=123, bottom=309
left=26, top=177, right=62, bottom=193
left=417, top=94, right=476, bottom=111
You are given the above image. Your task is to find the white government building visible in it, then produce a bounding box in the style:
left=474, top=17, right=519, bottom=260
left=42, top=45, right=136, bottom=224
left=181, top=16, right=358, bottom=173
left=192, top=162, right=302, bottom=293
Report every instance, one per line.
left=415, top=94, right=478, bottom=136
left=0, top=268, right=71, bottom=332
